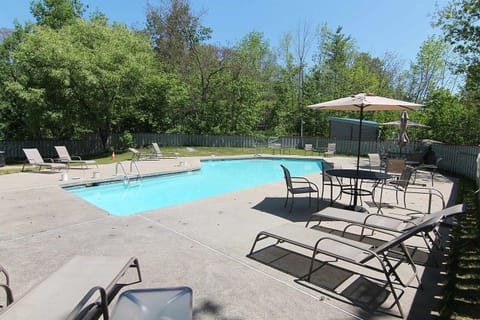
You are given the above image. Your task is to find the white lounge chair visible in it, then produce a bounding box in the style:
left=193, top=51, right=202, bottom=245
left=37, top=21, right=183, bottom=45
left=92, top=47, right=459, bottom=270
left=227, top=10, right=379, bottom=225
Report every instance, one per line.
left=54, top=146, right=98, bottom=169
left=22, top=148, right=67, bottom=172
left=0, top=256, right=141, bottom=320
left=152, top=143, right=178, bottom=158
left=324, top=143, right=336, bottom=157
left=368, top=153, right=383, bottom=171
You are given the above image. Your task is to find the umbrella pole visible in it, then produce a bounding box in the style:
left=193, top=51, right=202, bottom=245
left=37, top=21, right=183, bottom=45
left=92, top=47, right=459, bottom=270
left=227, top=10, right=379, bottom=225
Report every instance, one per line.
left=354, top=107, right=364, bottom=209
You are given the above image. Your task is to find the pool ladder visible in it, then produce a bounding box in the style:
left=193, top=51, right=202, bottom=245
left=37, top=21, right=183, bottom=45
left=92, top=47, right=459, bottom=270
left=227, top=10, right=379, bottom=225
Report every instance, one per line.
left=115, top=161, right=142, bottom=184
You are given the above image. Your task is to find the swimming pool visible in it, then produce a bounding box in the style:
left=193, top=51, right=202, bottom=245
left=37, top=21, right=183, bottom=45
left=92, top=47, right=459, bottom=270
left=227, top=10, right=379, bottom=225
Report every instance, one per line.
left=66, top=158, right=323, bottom=215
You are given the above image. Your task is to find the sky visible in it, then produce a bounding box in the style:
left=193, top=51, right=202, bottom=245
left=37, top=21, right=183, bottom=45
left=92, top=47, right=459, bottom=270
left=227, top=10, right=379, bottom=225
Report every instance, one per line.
left=0, top=0, right=449, bottom=67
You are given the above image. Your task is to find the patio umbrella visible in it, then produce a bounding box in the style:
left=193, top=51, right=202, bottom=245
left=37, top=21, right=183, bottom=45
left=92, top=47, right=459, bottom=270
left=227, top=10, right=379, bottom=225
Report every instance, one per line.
left=382, top=120, right=430, bottom=128
left=307, top=92, right=423, bottom=209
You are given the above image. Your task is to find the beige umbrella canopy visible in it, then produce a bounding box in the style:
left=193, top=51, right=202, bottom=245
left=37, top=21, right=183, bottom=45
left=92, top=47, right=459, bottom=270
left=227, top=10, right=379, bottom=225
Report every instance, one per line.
left=382, top=120, right=430, bottom=128
left=307, top=93, right=423, bottom=208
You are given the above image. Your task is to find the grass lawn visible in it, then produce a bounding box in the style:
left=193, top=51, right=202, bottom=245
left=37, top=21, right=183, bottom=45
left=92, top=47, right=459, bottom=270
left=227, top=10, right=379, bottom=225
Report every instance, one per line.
left=0, top=146, right=326, bottom=174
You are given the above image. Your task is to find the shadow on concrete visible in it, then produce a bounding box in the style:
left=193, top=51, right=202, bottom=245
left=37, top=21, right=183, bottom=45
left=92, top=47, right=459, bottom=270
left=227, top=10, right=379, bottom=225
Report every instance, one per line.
left=193, top=299, right=244, bottom=320
left=248, top=244, right=403, bottom=318
left=251, top=197, right=331, bottom=222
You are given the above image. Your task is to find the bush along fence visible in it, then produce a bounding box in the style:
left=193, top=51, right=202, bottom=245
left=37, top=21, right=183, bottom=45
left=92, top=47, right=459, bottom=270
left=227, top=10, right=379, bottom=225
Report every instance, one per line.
left=1, top=133, right=479, bottom=181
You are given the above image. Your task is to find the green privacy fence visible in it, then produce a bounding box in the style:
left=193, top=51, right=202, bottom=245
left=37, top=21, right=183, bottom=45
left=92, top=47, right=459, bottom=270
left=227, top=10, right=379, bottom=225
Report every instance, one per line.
left=1, top=133, right=479, bottom=181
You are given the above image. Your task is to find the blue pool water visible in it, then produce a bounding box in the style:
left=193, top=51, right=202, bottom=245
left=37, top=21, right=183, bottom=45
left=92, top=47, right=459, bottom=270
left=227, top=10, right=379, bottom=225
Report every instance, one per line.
left=66, top=158, right=323, bottom=216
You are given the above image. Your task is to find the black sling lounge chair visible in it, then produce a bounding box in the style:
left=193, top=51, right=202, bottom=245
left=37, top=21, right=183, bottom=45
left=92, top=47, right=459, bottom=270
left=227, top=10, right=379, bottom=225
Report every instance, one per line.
left=248, top=216, right=444, bottom=318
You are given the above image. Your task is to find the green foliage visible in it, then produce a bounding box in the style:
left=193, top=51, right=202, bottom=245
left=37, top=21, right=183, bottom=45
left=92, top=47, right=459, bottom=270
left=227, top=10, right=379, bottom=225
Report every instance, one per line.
left=421, top=89, right=479, bottom=144
left=0, top=0, right=478, bottom=145
left=31, top=0, right=85, bottom=29
left=118, top=131, right=135, bottom=151
left=1, top=17, right=187, bottom=148
left=434, top=0, right=480, bottom=66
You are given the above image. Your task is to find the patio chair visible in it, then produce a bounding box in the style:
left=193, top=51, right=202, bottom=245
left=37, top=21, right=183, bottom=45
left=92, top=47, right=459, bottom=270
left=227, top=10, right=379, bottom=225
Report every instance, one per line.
left=323, top=143, right=336, bottom=157
left=0, top=256, right=142, bottom=320
left=152, top=143, right=178, bottom=159
left=270, top=143, right=283, bottom=155
left=304, top=144, right=314, bottom=155
left=280, top=165, right=319, bottom=213
left=54, top=146, right=98, bottom=169
left=385, top=158, right=406, bottom=177
left=128, top=147, right=157, bottom=161
left=368, top=153, right=383, bottom=171
left=248, top=216, right=443, bottom=318
left=320, top=161, right=343, bottom=205
left=22, top=148, right=67, bottom=172
left=380, top=165, right=445, bottom=214
left=413, top=157, right=443, bottom=186
left=306, top=204, right=466, bottom=250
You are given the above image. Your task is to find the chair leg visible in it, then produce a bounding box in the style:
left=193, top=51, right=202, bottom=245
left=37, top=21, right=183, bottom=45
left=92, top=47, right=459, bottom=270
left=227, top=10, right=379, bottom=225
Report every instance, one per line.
left=289, top=194, right=294, bottom=213
left=284, top=192, right=289, bottom=208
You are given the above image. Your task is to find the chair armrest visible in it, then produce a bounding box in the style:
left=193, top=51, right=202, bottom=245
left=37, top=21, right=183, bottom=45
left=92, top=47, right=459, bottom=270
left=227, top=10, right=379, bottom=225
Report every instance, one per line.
left=71, top=155, right=82, bottom=160
left=291, top=176, right=311, bottom=183
left=67, top=286, right=109, bottom=320
left=0, top=284, right=14, bottom=306
left=43, top=157, right=55, bottom=163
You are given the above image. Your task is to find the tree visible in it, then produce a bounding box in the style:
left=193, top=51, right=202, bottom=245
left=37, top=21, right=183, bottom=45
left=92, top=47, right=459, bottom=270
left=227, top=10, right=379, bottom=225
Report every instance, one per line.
left=421, top=89, right=479, bottom=144
left=434, top=0, right=480, bottom=66
left=31, top=0, right=85, bottom=29
left=146, top=0, right=211, bottom=74
left=2, top=18, right=186, bottom=148
left=402, top=36, right=456, bottom=103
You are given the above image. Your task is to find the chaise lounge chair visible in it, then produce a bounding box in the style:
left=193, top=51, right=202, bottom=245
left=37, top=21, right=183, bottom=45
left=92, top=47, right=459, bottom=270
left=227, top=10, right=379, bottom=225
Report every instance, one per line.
left=306, top=204, right=465, bottom=249
left=22, top=148, right=67, bottom=172
left=0, top=256, right=141, bottom=320
left=323, top=143, right=336, bottom=157
left=128, top=147, right=156, bottom=161
left=248, top=216, right=445, bottom=318
left=54, top=146, right=98, bottom=169
left=152, top=143, right=178, bottom=159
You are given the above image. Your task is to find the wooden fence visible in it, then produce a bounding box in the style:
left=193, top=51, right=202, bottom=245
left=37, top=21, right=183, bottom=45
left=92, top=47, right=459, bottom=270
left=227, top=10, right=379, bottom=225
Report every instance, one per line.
left=1, top=133, right=479, bottom=181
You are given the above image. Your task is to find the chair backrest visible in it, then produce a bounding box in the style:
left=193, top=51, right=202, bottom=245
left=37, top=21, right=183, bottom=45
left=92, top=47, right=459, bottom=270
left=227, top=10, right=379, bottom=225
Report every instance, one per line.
left=385, top=158, right=406, bottom=175
left=395, top=165, right=415, bottom=188
left=304, top=144, right=313, bottom=151
left=128, top=148, right=140, bottom=154
left=54, top=146, right=72, bottom=161
left=409, top=203, right=466, bottom=225
left=367, top=214, right=444, bottom=262
left=280, top=165, right=293, bottom=190
left=152, top=143, right=162, bottom=155
left=23, top=148, right=44, bottom=164
left=322, top=161, right=334, bottom=171
left=327, top=143, right=336, bottom=152
left=368, top=153, right=381, bottom=169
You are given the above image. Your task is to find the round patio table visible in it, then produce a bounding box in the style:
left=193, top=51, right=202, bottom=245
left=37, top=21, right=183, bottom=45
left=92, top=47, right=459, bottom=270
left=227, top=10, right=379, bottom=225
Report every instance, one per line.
left=325, top=169, right=392, bottom=212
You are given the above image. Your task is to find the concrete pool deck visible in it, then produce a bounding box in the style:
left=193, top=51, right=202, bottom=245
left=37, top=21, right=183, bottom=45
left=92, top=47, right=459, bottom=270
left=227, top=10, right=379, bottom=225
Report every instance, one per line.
left=0, top=155, right=459, bottom=319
